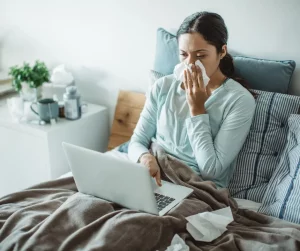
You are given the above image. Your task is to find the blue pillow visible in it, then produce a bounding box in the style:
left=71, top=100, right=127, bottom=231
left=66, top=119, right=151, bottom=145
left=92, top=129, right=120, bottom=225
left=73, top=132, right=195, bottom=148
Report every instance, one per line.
left=118, top=141, right=129, bottom=153
left=228, top=90, right=300, bottom=202
left=153, top=28, right=296, bottom=93
left=258, top=115, right=300, bottom=224
left=234, top=56, right=295, bottom=93
left=154, top=28, right=179, bottom=75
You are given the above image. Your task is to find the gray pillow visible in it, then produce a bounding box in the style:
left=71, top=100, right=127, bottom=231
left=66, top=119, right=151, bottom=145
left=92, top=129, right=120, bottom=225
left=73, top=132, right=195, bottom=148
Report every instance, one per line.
left=228, top=90, right=300, bottom=202
left=258, top=115, right=300, bottom=224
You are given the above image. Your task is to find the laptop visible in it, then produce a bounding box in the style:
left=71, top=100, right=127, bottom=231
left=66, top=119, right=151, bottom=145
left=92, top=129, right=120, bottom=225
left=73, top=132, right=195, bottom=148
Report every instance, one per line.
left=62, top=142, right=193, bottom=216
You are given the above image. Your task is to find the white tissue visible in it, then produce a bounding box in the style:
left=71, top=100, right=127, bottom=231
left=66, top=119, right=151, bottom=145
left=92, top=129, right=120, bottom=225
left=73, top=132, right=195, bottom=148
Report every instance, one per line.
left=7, top=97, right=24, bottom=123
left=50, top=65, right=74, bottom=86
left=186, top=207, right=233, bottom=242
left=173, top=60, right=210, bottom=87
left=7, top=97, right=39, bottom=123
left=165, top=234, right=189, bottom=251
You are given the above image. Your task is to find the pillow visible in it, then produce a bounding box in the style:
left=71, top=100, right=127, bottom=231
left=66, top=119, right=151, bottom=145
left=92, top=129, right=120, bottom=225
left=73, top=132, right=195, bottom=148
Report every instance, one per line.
left=153, top=28, right=296, bottom=93
left=117, top=141, right=130, bottom=153
left=228, top=90, right=300, bottom=202
left=154, top=28, right=179, bottom=75
left=258, top=115, right=300, bottom=224
left=234, top=56, right=295, bottom=93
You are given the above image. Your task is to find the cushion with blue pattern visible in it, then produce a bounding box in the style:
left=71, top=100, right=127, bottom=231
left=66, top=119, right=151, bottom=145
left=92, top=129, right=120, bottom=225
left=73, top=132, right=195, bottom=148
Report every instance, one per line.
left=117, top=141, right=130, bottom=153
left=258, top=115, right=300, bottom=223
left=228, top=90, right=300, bottom=202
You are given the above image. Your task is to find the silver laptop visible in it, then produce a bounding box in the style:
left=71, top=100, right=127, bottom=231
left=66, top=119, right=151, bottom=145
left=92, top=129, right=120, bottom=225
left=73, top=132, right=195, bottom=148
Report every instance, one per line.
left=62, top=142, right=193, bottom=216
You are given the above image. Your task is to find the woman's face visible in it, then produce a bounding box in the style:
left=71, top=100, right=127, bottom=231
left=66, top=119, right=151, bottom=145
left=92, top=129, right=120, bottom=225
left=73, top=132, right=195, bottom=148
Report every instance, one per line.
left=178, top=32, right=226, bottom=77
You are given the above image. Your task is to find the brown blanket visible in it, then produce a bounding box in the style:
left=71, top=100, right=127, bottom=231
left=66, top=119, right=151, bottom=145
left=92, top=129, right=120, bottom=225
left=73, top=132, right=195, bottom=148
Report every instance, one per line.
left=1, top=143, right=300, bottom=251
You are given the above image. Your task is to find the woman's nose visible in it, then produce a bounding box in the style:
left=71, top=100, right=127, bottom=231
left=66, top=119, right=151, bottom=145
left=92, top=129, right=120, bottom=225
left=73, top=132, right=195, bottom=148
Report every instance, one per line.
left=185, top=55, right=196, bottom=65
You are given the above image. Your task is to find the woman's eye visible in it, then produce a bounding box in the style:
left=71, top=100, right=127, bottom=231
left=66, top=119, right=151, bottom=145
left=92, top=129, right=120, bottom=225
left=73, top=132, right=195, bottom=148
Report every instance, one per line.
left=197, top=55, right=206, bottom=58
left=180, top=54, right=187, bottom=57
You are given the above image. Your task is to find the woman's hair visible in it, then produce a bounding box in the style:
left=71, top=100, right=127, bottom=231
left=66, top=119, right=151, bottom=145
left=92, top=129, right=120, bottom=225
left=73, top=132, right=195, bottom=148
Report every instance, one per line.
left=177, top=12, right=255, bottom=95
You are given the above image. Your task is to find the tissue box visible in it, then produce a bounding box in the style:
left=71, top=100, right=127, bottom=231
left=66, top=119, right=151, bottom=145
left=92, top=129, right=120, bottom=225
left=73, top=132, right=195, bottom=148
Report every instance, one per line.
left=42, top=82, right=72, bottom=101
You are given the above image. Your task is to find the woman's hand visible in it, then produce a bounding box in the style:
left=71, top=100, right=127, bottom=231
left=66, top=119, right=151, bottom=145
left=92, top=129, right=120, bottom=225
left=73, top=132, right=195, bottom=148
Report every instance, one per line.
left=184, top=64, right=208, bottom=116
left=139, top=153, right=162, bottom=186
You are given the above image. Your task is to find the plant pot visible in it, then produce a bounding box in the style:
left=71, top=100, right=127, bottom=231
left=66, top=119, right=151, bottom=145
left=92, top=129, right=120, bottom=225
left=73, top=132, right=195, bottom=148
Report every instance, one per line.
left=20, top=83, right=42, bottom=102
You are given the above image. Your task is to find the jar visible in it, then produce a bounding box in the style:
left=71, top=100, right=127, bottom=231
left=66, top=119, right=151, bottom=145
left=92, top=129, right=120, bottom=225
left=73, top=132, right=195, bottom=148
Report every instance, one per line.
left=63, top=86, right=81, bottom=120
left=58, top=102, right=65, bottom=118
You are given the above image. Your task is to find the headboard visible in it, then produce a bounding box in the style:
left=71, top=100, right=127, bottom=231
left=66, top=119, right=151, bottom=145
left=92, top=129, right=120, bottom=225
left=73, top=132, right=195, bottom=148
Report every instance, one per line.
left=108, top=90, right=146, bottom=150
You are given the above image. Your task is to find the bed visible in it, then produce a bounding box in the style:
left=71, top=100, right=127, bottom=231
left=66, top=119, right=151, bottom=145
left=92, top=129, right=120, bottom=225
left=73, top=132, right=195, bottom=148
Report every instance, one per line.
left=1, top=89, right=300, bottom=251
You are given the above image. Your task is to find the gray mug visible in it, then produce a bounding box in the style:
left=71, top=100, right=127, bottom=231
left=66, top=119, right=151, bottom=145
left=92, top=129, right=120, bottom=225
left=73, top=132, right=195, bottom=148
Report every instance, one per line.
left=30, top=98, right=59, bottom=122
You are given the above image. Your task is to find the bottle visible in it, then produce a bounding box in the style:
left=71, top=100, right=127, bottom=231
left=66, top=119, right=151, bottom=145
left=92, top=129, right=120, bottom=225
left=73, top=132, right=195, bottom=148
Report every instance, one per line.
left=58, top=101, right=65, bottom=118
left=63, top=86, right=81, bottom=120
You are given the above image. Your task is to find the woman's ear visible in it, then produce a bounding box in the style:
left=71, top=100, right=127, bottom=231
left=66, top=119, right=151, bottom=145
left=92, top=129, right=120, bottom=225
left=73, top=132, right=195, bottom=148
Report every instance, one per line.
left=220, top=45, right=227, bottom=59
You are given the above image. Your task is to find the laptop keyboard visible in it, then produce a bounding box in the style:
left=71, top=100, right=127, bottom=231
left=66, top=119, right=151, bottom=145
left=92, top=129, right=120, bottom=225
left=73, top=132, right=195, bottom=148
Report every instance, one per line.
left=154, top=193, right=176, bottom=211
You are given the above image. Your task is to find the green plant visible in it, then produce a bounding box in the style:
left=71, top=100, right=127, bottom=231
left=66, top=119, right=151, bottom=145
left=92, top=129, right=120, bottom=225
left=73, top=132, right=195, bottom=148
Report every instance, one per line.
left=9, top=61, right=50, bottom=92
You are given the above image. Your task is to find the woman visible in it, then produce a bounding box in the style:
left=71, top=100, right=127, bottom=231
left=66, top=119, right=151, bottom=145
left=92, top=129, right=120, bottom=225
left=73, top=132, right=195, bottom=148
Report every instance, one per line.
left=128, top=12, right=256, bottom=188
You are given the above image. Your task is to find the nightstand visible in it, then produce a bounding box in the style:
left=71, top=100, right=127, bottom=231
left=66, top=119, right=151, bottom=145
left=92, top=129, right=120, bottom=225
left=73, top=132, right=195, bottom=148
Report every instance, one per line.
left=0, top=100, right=109, bottom=197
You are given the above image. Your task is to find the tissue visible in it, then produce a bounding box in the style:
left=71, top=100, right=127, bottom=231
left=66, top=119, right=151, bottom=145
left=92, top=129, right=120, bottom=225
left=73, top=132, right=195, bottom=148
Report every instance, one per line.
left=50, top=64, right=74, bottom=86
left=173, top=60, right=210, bottom=87
left=165, top=234, right=189, bottom=251
left=7, top=97, right=24, bottom=123
left=43, top=65, right=74, bottom=101
left=7, top=97, right=39, bottom=123
left=186, top=207, right=233, bottom=242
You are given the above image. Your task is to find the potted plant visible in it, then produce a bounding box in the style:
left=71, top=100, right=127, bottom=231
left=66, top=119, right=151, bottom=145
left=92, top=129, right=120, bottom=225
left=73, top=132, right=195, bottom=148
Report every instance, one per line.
left=9, top=61, right=50, bottom=101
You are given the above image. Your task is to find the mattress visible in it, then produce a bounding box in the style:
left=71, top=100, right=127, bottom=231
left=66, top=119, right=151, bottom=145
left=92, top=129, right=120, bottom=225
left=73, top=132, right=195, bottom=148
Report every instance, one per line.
left=59, top=150, right=262, bottom=212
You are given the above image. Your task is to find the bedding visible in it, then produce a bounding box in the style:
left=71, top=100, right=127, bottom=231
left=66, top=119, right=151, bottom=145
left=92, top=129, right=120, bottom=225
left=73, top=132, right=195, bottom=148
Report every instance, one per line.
left=258, top=115, right=300, bottom=223
left=1, top=142, right=300, bottom=251
left=154, top=28, right=296, bottom=93
left=228, top=90, right=300, bottom=202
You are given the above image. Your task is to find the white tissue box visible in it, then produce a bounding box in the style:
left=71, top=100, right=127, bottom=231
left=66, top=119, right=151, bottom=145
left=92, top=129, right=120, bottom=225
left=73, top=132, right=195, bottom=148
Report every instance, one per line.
left=42, top=82, right=72, bottom=101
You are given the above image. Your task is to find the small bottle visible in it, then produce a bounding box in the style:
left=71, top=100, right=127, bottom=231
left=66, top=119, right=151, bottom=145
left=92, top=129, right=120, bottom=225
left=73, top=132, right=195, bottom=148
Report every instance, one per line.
left=63, top=86, right=81, bottom=120
left=58, top=102, right=65, bottom=118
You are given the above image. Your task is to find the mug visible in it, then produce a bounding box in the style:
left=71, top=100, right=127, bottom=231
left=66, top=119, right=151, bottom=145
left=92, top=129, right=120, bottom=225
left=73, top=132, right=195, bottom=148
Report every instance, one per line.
left=30, top=98, right=59, bottom=122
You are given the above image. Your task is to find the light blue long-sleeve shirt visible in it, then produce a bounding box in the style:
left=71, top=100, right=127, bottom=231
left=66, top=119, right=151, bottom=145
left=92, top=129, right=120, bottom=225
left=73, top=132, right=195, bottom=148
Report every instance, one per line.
left=128, top=75, right=256, bottom=188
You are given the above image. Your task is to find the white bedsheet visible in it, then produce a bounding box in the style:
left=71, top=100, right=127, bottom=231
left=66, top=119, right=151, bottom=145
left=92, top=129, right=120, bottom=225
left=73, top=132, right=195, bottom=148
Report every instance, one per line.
left=59, top=150, right=261, bottom=212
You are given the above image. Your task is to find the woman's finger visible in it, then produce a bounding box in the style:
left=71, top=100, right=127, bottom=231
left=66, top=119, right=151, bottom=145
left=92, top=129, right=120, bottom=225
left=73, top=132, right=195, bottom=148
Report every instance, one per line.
left=150, top=169, right=157, bottom=177
left=183, top=70, right=188, bottom=90
left=191, top=64, right=197, bottom=76
left=192, top=65, right=200, bottom=90
left=186, top=68, right=193, bottom=90
left=155, top=170, right=162, bottom=186
left=197, top=65, right=204, bottom=90
left=191, top=65, right=197, bottom=84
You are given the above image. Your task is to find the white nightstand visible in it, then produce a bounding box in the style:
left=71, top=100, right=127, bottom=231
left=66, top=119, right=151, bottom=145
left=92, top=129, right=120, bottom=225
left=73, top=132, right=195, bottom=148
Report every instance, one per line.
left=0, top=99, right=109, bottom=197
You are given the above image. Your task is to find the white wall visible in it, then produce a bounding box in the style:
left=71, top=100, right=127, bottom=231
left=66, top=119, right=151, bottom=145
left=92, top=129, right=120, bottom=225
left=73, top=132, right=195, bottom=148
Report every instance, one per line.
left=1, top=0, right=300, bottom=124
